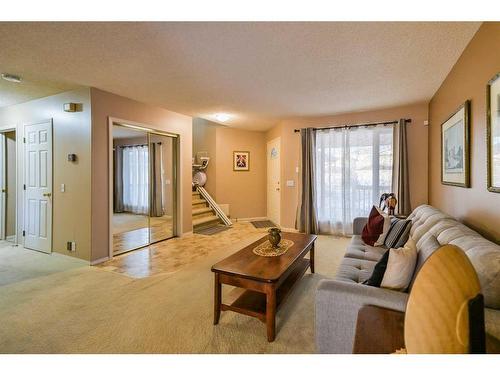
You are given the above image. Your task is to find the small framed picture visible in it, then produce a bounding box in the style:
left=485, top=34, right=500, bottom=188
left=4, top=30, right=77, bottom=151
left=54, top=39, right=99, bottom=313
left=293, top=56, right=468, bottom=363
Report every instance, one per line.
left=487, top=72, right=500, bottom=193
left=233, top=151, right=250, bottom=171
left=441, top=100, right=471, bottom=188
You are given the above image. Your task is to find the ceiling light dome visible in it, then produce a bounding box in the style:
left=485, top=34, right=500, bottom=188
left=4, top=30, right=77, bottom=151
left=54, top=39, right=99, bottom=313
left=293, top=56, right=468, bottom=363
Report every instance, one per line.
left=1, top=73, right=22, bottom=83
left=214, top=113, right=231, bottom=122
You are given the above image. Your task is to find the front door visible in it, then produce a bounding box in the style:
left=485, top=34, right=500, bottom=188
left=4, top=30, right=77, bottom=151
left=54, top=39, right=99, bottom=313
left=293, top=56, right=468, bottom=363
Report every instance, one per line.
left=24, top=121, right=53, bottom=253
left=267, top=137, right=281, bottom=226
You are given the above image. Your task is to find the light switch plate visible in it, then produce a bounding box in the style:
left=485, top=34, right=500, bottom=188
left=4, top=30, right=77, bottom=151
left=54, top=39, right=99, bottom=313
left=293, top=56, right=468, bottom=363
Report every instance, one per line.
left=61, top=183, right=65, bottom=192
left=286, top=180, right=295, bottom=187
left=295, top=166, right=299, bottom=173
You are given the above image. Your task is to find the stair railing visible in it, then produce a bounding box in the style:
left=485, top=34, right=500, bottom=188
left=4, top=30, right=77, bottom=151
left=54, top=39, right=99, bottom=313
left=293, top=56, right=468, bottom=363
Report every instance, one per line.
left=196, top=186, right=232, bottom=226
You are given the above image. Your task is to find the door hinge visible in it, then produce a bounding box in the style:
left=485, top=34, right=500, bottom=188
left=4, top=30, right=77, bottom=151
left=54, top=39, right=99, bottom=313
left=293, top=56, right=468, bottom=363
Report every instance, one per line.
left=22, top=230, right=25, bottom=237
left=23, top=184, right=26, bottom=190
left=23, top=137, right=26, bottom=143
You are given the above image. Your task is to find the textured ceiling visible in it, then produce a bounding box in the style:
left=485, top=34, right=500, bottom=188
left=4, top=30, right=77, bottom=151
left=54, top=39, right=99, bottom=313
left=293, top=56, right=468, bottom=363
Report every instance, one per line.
left=0, top=22, right=481, bottom=130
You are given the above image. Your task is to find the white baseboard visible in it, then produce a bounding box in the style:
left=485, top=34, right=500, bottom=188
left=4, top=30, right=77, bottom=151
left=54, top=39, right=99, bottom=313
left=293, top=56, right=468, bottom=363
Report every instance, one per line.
left=52, top=251, right=91, bottom=265
left=235, top=217, right=269, bottom=222
left=181, top=231, right=193, bottom=236
left=90, top=256, right=110, bottom=265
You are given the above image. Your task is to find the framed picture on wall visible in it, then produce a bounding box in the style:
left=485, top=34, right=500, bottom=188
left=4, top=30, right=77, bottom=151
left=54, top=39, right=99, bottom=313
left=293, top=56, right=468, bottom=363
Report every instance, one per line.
left=233, top=151, right=250, bottom=171
left=487, top=72, right=500, bottom=193
left=441, top=100, right=471, bottom=188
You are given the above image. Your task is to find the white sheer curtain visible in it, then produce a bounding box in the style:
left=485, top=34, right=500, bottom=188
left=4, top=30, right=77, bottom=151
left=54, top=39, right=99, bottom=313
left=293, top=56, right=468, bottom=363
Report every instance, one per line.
left=122, top=145, right=149, bottom=214
left=315, top=125, right=393, bottom=235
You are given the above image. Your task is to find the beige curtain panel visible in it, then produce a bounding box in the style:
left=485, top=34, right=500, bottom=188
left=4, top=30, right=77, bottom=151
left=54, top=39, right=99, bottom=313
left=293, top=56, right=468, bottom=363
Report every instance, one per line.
left=392, top=118, right=411, bottom=216
left=297, top=128, right=319, bottom=234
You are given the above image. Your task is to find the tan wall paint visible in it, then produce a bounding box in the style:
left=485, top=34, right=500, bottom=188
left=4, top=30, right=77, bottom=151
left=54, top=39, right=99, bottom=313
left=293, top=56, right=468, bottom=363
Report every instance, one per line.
left=215, top=127, right=267, bottom=219
left=429, top=22, right=500, bottom=243
left=192, top=119, right=267, bottom=219
left=266, top=102, right=429, bottom=229
left=192, top=118, right=217, bottom=197
left=0, top=88, right=92, bottom=260
left=90, top=88, right=192, bottom=262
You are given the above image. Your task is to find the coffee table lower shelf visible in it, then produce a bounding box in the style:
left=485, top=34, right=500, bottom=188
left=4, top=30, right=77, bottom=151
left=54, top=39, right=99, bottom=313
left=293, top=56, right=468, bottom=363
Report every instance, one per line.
left=221, top=258, right=310, bottom=323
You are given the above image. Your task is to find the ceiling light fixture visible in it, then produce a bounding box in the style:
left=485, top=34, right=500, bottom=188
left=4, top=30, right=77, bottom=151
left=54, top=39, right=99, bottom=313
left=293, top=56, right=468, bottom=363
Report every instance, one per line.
left=214, top=113, right=231, bottom=123
left=1, top=73, right=22, bottom=83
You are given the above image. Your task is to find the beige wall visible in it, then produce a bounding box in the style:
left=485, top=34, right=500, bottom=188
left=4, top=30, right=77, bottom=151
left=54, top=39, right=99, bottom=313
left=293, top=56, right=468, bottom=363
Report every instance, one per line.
left=192, top=118, right=217, bottom=197
left=429, top=22, right=500, bottom=243
left=0, top=88, right=92, bottom=260
left=90, top=88, right=192, bottom=263
left=215, top=126, right=267, bottom=219
left=193, top=118, right=267, bottom=219
left=266, top=102, right=429, bottom=229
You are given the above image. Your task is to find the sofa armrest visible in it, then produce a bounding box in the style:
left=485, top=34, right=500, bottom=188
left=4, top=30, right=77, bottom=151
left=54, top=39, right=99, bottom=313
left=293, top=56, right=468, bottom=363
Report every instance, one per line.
left=353, top=217, right=368, bottom=235
left=315, top=279, right=408, bottom=353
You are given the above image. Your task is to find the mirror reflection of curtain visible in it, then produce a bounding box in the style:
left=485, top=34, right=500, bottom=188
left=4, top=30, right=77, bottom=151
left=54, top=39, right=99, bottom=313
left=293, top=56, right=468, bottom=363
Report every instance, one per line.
left=150, top=142, right=164, bottom=217
left=123, top=145, right=149, bottom=214
left=113, top=147, right=124, bottom=213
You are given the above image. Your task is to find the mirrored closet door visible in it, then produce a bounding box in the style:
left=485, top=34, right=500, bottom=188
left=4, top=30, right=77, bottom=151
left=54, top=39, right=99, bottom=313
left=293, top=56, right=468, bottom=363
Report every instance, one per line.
left=112, top=124, right=177, bottom=255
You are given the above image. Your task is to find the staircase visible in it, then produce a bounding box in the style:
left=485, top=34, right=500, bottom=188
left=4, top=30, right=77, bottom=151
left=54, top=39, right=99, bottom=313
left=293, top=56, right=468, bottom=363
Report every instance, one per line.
left=192, top=190, right=222, bottom=230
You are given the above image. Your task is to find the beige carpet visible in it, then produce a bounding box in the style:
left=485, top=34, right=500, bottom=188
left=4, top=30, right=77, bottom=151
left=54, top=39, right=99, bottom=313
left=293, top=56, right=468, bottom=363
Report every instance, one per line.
left=0, top=234, right=348, bottom=354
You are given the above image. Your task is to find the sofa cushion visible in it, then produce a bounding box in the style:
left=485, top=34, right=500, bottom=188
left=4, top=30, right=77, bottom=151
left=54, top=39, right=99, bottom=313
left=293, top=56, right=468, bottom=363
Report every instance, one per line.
left=335, top=257, right=377, bottom=284
left=408, top=205, right=500, bottom=309
left=345, top=235, right=387, bottom=261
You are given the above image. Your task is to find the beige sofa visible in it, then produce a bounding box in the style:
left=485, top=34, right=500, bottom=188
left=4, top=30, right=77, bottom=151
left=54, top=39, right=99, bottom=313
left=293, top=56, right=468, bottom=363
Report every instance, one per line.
left=315, top=204, right=500, bottom=353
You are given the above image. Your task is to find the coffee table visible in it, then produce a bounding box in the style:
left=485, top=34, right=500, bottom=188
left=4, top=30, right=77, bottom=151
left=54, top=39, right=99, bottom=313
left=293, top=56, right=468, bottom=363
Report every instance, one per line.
left=211, top=232, right=317, bottom=342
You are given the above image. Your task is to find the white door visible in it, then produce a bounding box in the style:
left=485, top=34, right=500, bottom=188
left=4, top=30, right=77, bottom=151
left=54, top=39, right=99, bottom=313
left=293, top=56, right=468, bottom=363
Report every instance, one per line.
left=24, top=121, right=53, bottom=253
left=267, top=137, right=281, bottom=226
left=0, top=133, right=6, bottom=240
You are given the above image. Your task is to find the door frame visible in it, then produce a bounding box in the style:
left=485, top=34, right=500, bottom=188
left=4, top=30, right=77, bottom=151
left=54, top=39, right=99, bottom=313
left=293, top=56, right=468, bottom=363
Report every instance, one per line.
left=0, top=127, right=18, bottom=243
left=266, top=137, right=281, bottom=226
left=107, top=117, right=181, bottom=259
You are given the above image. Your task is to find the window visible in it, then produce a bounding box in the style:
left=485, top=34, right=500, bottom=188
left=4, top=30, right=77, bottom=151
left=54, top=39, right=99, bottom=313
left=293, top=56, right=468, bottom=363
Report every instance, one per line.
left=315, top=125, right=393, bottom=235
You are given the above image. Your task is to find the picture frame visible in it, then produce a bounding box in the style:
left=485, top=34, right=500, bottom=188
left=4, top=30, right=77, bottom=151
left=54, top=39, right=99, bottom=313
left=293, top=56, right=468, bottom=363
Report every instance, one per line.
left=441, top=100, right=471, bottom=188
left=233, top=151, right=250, bottom=171
left=487, top=72, right=500, bottom=193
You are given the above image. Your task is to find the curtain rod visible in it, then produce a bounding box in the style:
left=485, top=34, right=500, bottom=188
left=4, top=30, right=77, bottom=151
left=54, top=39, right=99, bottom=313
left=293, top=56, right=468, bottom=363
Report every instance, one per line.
left=293, top=118, right=411, bottom=133
left=118, top=142, right=162, bottom=148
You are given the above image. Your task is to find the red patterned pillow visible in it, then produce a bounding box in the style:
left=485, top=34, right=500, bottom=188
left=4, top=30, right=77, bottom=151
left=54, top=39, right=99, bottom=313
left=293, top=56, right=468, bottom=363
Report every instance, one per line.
left=362, top=206, right=390, bottom=246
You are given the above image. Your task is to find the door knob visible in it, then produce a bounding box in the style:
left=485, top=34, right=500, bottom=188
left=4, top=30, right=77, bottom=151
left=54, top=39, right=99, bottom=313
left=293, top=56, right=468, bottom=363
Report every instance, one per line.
left=43, top=193, right=52, bottom=197
left=1, top=188, right=5, bottom=193
left=276, top=188, right=280, bottom=191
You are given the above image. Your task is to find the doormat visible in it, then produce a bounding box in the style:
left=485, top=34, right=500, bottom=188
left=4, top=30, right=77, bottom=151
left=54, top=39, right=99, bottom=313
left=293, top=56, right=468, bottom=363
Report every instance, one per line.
left=251, top=220, right=277, bottom=228
left=194, top=225, right=231, bottom=236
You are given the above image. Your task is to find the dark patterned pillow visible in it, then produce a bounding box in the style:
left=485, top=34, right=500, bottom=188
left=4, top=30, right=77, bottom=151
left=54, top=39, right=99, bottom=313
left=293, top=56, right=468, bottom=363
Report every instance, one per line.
left=384, top=218, right=412, bottom=249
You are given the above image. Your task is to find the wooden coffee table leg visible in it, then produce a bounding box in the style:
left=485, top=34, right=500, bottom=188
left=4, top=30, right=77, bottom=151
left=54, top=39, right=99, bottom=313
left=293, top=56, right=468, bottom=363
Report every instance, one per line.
left=213, top=273, right=221, bottom=325
left=266, top=284, right=277, bottom=342
left=310, top=243, right=315, bottom=273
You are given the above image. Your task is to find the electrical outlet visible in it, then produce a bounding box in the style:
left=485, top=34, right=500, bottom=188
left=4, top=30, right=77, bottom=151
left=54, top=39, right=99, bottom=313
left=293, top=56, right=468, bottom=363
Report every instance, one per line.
left=67, top=241, right=76, bottom=252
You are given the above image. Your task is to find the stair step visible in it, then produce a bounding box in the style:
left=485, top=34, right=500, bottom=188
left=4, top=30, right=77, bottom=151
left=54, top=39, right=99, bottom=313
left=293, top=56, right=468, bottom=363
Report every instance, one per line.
left=193, top=215, right=220, bottom=228
left=192, top=207, right=213, bottom=215
left=192, top=198, right=207, bottom=205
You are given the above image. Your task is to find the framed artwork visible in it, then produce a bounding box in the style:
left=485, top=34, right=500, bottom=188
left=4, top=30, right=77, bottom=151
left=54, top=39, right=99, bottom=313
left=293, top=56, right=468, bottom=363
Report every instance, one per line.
left=487, top=72, right=500, bottom=193
left=233, top=151, right=250, bottom=171
left=441, top=100, right=471, bottom=188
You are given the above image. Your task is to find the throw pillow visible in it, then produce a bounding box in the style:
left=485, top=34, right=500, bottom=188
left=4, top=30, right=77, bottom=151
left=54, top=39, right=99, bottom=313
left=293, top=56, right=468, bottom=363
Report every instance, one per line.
left=380, top=238, right=418, bottom=291
left=362, top=249, right=390, bottom=287
left=362, top=206, right=391, bottom=246
left=384, top=217, right=412, bottom=249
